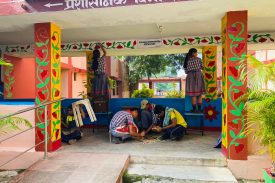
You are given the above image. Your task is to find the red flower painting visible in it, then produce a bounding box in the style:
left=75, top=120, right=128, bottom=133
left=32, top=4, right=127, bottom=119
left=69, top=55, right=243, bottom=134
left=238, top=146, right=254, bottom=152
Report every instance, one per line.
left=228, top=26, right=238, bottom=33
left=116, top=45, right=123, bottom=49
left=205, top=73, right=212, bottom=80
left=208, top=61, right=215, bottom=67
left=201, top=39, right=208, bottom=43
left=38, top=91, right=46, bottom=100
left=205, top=50, right=211, bottom=55
left=174, top=41, right=180, bottom=46
left=51, top=36, right=56, bottom=41
left=233, top=91, right=244, bottom=100
left=37, top=49, right=44, bottom=58
left=235, top=43, right=245, bottom=53
left=204, top=105, right=220, bottom=122
left=235, top=144, right=244, bottom=153
left=40, top=70, right=48, bottom=79
left=54, top=90, right=60, bottom=97
left=188, top=38, right=195, bottom=43
left=52, top=112, right=57, bottom=119
left=52, top=69, right=57, bottom=77
left=258, top=38, right=267, bottom=43
left=214, top=36, right=221, bottom=42
left=106, top=42, right=112, bottom=47
left=83, top=43, right=89, bottom=47
left=208, top=87, right=216, bottom=93
left=229, top=66, right=238, bottom=77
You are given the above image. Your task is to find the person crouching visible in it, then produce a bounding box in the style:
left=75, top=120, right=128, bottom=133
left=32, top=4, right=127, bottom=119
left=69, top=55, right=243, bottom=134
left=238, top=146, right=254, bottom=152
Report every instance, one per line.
left=110, top=108, right=145, bottom=144
left=153, top=105, right=187, bottom=141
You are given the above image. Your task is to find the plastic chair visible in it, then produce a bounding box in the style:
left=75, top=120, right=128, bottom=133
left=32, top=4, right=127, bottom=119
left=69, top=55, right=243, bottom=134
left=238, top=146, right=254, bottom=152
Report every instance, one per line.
left=72, top=99, right=97, bottom=127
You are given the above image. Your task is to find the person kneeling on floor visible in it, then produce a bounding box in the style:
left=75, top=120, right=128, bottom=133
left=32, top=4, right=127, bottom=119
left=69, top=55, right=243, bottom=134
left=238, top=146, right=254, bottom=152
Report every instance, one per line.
left=110, top=108, right=145, bottom=144
left=153, top=105, right=187, bottom=141
left=61, top=106, right=84, bottom=145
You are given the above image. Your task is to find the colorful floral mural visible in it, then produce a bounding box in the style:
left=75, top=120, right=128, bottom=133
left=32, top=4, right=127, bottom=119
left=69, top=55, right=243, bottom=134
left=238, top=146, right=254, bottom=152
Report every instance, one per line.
left=222, top=11, right=247, bottom=160
left=204, top=105, right=220, bottom=122
left=202, top=46, right=217, bottom=101
left=35, top=25, right=50, bottom=145
left=4, top=65, right=14, bottom=99
left=2, top=33, right=274, bottom=55
left=50, top=23, right=61, bottom=143
left=34, top=23, right=61, bottom=152
left=221, top=15, right=228, bottom=153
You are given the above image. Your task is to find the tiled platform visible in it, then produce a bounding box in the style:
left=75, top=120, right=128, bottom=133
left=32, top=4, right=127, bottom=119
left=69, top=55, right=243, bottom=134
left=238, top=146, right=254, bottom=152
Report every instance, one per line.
left=10, top=152, right=129, bottom=183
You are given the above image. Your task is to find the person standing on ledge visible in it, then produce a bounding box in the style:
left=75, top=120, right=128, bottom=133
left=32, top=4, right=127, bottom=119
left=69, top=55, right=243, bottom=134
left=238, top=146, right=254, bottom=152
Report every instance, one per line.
left=184, top=48, right=206, bottom=113
left=91, top=43, right=110, bottom=97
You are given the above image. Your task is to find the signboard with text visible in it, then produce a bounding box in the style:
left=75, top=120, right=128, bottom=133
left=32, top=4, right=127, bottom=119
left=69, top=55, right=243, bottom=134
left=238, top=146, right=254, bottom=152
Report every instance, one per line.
left=137, top=39, right=162, bottom=48
left=0, top=0, right=192, bottom=15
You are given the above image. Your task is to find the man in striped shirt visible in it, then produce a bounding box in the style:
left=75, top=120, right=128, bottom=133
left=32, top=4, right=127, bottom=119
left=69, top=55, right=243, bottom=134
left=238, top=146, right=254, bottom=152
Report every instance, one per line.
left=110, top=108, right=145, bottom=144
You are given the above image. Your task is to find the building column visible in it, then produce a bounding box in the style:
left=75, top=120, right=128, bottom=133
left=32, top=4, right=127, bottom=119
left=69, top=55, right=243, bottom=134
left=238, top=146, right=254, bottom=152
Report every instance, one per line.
left=221, top=11, right=248, bottom=160
left=202, top=46, right=218, bottom=101
left=34, top=23, right=61, bottom=152
left=86, top=51, right=93, bottom=99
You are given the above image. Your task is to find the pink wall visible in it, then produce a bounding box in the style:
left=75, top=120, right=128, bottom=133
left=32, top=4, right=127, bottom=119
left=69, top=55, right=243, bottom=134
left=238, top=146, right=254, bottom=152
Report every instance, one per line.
left=4, top=55, right=35, bottom=99
left=0, top=105, right=35, bottom=151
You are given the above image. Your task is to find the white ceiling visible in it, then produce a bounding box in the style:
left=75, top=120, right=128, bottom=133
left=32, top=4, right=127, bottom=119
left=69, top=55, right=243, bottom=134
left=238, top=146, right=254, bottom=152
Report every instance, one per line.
left=0, top=0, right=275, bottom=51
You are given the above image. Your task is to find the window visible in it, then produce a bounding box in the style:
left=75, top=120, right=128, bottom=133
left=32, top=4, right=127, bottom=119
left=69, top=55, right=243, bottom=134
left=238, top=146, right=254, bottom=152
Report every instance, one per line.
left=112, top=80, right=120, bottom=96
left=74, top=72, right=77, bottom=81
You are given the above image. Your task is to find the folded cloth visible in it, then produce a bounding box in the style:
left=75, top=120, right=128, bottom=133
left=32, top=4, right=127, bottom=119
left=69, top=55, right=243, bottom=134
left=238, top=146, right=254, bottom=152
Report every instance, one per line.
left=163, top=107, right=175, bottom=127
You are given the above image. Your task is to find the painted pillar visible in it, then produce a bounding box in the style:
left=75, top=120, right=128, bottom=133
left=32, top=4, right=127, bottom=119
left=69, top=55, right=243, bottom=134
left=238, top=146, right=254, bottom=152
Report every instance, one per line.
left=86, top=51, right=93, bottom=99
left=34, top=23, right=61, bottom=152
left=221, top=11, right=248, bottom=160
left=202, top=46, right=218, bottom=101
left=3, top=61, right=14, bottom=99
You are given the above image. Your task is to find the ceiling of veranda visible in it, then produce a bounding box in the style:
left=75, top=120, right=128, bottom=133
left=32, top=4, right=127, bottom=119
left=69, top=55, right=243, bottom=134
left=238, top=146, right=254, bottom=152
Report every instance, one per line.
left=0, top=0, right=275, bottom=56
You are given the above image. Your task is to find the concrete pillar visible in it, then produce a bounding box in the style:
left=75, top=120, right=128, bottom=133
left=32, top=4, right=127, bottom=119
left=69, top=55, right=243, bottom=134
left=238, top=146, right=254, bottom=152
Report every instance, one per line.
left=34, top=23, right=61, bottom=152
left=221, top=11, right=248, bottom=160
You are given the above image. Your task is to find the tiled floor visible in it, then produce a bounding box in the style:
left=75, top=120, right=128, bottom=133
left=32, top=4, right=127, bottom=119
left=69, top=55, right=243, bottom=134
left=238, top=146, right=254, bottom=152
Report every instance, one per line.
left=5, top=129, right=224, bottom=183
left=60, top=129, right=223, bottom=161
left=10, top=152, right=129, bottom=183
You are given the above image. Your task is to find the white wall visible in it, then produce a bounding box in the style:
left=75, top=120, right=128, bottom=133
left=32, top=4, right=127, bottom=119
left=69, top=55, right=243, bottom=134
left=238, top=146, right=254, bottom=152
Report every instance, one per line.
left=71, top=57, right=87, bottom=70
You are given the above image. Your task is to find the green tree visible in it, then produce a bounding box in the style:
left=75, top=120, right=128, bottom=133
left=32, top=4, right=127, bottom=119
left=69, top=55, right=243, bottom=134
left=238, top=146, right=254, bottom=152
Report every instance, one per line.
left=127, top=54, right=185, bottom=92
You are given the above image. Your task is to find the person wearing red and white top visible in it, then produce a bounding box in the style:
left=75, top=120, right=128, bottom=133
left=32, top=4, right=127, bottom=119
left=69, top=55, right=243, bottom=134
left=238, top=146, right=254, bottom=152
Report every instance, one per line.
left=110, top=108, right=145, bottom=144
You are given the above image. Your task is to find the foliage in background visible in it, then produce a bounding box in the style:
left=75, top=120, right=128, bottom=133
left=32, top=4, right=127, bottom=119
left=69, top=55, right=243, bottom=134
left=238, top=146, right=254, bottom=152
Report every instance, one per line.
left=131, top=84, right=154, bottom=98
left=238, top=55, right=275, bottom=161
left=165, top=82, right=184, bottom=98
left=0, top=116, right=32, bottom=136
left=239, top=55, right=275, bottom=90
left=126, top=54, right=186, bottom=91
left=108, top=78, right=116, bottom=90
left=78, top=80, right=88, bottom=99
left=165, top=90, right=184, bottom=98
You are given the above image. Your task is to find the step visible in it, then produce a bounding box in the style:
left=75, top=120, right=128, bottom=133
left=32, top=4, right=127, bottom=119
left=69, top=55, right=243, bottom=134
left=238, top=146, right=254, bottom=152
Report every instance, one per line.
left=126, top=164, right=238, bottom=183
left=130, top=155, right=227, bottom=167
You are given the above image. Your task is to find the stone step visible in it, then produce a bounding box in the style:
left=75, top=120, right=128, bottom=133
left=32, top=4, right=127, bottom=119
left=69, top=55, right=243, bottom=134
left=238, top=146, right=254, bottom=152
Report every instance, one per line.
left=130, top=155, right=227, bottom=167
left=126, top=164, right=238, bottom=183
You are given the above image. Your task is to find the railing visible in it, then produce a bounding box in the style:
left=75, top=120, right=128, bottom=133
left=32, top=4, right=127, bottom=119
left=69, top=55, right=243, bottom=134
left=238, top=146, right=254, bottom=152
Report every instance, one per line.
left=0, top=98, right=65, bottom=168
